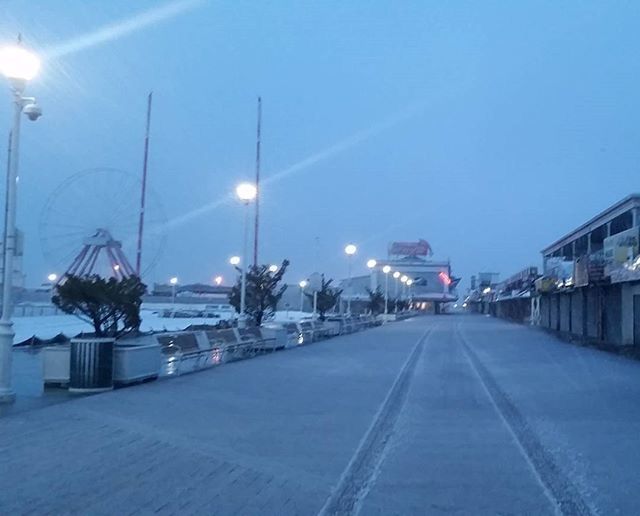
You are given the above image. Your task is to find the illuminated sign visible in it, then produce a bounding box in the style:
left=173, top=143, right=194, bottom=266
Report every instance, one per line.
left=389, top=239, right=432, bottom=257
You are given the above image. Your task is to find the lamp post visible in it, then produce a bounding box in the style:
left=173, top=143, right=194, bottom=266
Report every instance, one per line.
left=229, top=255, right=241, bottom=319
left=169, top=277, right=178, bottom=310
left=382, top=265, right=391, bottom=316
left=393, top=271, right=400, bottom=312
left=366, top=258, right=377, bottom=294
left=235, top=182, right=257, bottom=327
left=344, top=244, right=357, bottom=314
left=0, top=41, right=41, bottom=403
left=400, top=275, right=408, bottom=310
left=406, top=278, right=413, bottom=308
left=299, top=280, right=307, bottom=312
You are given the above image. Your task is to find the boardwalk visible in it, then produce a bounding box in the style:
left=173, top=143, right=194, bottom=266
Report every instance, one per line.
left=2, top=315, right=640, bottom=514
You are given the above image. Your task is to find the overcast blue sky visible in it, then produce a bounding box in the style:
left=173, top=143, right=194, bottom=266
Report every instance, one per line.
left=1, top=0, right=639, bottom=289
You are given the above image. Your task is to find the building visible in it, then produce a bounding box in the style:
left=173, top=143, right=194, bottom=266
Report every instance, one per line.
left=341, top=239, right=459, bottom=314
left=536, top=194, right=640, bottom=346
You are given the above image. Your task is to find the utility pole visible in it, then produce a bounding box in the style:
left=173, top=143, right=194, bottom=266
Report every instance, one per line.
left=253, top=96, right=262, bottom=266
left=136, top=92, right=153, bottom=277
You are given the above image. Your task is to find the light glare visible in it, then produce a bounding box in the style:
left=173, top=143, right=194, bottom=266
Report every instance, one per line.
left=344, top=244, right=357, bottom=256
left=0, top=45, right=40, bottom=81
left=236, top=182, right=257, bottom=202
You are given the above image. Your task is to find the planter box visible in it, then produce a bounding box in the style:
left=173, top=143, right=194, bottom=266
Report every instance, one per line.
left=43, top=345, right=70, bottom=387
left=69, top=338, right=115, bottom=394
left=114, top=343, right=161, bottom=385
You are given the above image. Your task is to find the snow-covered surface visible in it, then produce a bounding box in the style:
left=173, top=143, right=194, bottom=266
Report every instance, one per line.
left=269, top=310, right=312, bottom=322
left=11, top=308, right=234, bottom=344
left=5, top=315, right=640, bottom=513
left=11, top=308, right=313, bottom=343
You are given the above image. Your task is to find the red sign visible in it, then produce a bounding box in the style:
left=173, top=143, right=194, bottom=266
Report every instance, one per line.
left=438, top=271, right=451, bottom=286
left=389, top=239, right=432, bottom=257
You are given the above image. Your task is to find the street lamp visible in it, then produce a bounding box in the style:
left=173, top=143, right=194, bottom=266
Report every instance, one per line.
left=229, top=256, right=240, bottom=266
left=366, top=259, right=376, bottom=269
left=47, top=273, right=57, bottom=283
left=268, top=264, right=278, bottom=273
left=392, top=271, right=400, bottom=312
left=406, top=278, right=414, bottom=309
left=0, top=40, right=41, bottom=403
left=400, top=275, right=408, bottom=306
left=344, top=244, right=357, bottom=314
left=235, top=182, right=257, bottom=326
left=299, top=280, right=308, bottom=312
left=214, top=275, right=223, bottom=286
left=169, top=277, right=178, bottom=309
left=382, top=265, right=391, bottom=315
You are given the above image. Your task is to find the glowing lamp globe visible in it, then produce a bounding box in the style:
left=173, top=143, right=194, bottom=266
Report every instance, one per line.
left=393, top=271, right=400, bottom=279
left=407, top=279, right=413, bottom=286
left=0, top=45, right=40, bottom=81
left=169, top=277, right=178, bottom=285
left=235, top=182, right=257, bottom=202
left=269, top=264, right=278, bottom=273
left=401, top=275, right=408, bottom=283
left=47, top=273, right=57, bottom=282
left=299, top=280, right=308, bottom=288
left=366, top=259, right=377, bottom=269
left=229, top=256, right=241, bottom=266
left=382, top=265, right=391, bottom=274
left=344, top=244, right=357, bottom=256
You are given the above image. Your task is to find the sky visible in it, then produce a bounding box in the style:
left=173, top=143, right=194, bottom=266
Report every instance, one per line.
left=0, top=0, right=639, bottom=290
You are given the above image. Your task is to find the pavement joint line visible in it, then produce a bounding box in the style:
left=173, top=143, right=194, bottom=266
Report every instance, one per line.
left=317, top=321, right=437, bottom=516
left=456, top=323, right=594, bottom=516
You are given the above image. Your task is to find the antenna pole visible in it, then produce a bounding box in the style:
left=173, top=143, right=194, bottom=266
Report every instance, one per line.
left=253, top=96, right=262, bottom=266
left=136, top=92, right=153, bottom=276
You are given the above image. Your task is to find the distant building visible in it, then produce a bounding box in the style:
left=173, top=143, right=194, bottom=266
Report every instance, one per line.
left=341, top=239, right=459, bottom=314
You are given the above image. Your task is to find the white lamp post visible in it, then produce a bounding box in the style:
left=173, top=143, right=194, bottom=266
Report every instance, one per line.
left=0, top=41, right=41, bottom=403
left=299, top=280, right=307, bottom=312
left=366, top=259, right=377, bottom=293
left=235, top=182, right=257, bottom=326
left=400, top=275, right=408, bottom=308
left=169, top=277, right=178, bottom=309
left=406, top=278, right=413, bottom=308
left=382, top=265, right=391, bottom=315
left=229, top=255, right=241, bottom=318
left=393, top=271, right=400, bottom=312
left=344, top=244, right=357, bottom=314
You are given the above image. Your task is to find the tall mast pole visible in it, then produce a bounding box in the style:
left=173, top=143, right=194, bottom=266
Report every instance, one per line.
left=253, top=96, right=262, bottom=267
left=136, top=92, right=153, bottom=277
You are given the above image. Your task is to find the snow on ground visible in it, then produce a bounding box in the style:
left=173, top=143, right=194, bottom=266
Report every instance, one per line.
left=10, top=306, right=316, bottom=344
left=12, top=308, right=233, bottom=344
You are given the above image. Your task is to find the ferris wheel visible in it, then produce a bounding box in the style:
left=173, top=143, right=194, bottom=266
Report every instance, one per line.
left=39, top=168, right=167, bottom=279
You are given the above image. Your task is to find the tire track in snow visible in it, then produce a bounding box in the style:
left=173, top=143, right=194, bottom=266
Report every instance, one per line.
left=458, top=325, right=594, bottom=516
left=318, top=324, right=435, bottom=516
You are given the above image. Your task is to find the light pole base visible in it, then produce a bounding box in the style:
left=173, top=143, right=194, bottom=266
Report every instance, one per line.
left=0, top=388, right=16, bottom=403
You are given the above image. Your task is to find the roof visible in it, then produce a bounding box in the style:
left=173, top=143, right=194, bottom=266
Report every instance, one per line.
left=541, top=194, right=640, bottom=255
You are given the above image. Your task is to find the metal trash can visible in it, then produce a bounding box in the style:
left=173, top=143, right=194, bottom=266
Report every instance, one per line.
left=69, top=337, right=115, bottom=393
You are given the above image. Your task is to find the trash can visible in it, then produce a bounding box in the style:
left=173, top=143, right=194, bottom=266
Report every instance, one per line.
left=69, top=337, right=115, bottom=393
